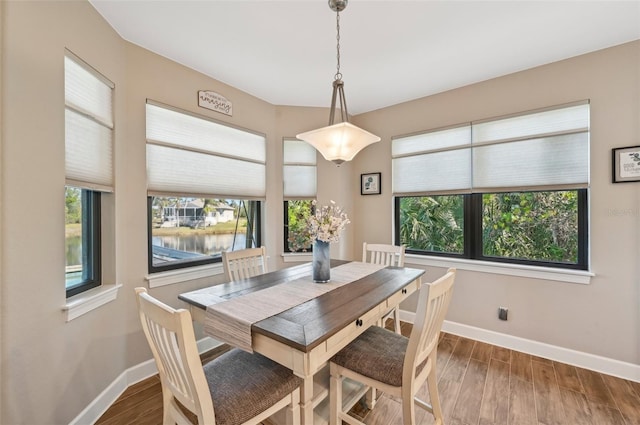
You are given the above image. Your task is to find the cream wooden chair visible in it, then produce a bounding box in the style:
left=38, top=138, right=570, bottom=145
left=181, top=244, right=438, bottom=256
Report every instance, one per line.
left=329, top=268, right=456, bottom=425
left=362, top=242, right=405, bottom=333
left=222, top=246, right=267, bottom=281
left=135, top=287, right=301, bottom=425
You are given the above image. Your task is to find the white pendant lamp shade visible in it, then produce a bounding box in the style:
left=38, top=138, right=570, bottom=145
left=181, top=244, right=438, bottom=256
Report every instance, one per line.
left=296, top=0, right=380, bottom=165
left=297, top=122, right=380, bottom=165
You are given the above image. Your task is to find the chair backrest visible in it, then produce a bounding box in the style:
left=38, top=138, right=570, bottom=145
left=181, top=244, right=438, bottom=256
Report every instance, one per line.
left=135, top=287, right=215, bottom=424
left=222, top=246, right=268, bottom=281
left=362, top=243, right=405, bottom=267
left=403, top=268, right=456, bottom=382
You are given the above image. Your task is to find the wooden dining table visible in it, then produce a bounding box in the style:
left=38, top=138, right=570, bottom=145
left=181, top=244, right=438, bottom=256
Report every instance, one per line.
left=178, top=259, right=425, bottom=425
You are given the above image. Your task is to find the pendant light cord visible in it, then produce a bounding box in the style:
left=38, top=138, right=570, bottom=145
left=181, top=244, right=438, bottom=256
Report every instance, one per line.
left=335, top=10, right=342, bottom=81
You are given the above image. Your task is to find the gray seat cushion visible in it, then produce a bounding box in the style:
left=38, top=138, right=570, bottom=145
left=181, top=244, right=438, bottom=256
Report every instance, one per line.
left=331, top=325, right=424, bottom=387
left=204, top=348, right=301, bottom=425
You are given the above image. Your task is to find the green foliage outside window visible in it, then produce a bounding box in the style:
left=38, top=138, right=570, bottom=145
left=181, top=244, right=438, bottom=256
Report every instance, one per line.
left=398, top=195, right=464, bottom=254
left=398, top=190, right=580, bottom=265
left=286, top=200, right=314, bottom=252
left=65, top=187, right=82, bottom=224
left=482, top=191, right=578, bottom=263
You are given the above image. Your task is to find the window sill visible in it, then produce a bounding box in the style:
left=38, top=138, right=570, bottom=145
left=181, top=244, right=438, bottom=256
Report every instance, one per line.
left=146, top=263, right=224, bottom=288
left=282, top=252, right=313, bottom=263
left=63, top=283, right=123, bottom=322
left=405, top=254, right=594, bottom=284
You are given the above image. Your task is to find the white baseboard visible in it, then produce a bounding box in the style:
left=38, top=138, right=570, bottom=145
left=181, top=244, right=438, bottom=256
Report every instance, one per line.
left=69, top=337, right=223, bottom=425
left=400, top=310, right=640, bottom=383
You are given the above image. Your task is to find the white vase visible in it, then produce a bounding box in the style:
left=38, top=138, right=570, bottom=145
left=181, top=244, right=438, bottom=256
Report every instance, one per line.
left=312, top=240, right=330, bottom=283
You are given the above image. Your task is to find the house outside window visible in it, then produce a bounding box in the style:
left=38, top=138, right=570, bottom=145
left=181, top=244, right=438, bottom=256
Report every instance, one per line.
left=393, top=102, right=589, bottom=270
left=146, top=102, right=266, bottom=273
left=64, top=51, right=114, bottom=297
left=283, top=138, right=317, bottom=252
left=149, top=196, right=261, bottom=272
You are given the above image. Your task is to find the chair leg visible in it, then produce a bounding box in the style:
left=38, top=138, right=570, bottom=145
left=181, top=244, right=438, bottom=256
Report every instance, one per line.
left=365, top=386, right=377, bottom=409
left=401, top=386, right=417, bottom=425
left=162, top=389, right=175, bottom=425
left=427, top=366, right=444, bottom=424
left=330, top=364, right=342, bottom=425
left=393, top=307, right=401, bottom=334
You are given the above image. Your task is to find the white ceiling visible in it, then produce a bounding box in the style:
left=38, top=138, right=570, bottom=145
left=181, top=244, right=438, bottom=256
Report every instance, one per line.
left=89, top=0, right=640, bottom=115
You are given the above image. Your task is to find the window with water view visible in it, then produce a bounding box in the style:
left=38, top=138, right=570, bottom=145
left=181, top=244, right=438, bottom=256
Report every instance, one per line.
left=148, top=196, right=261, bottom=272
left=65, top=186, right=101, bottom=296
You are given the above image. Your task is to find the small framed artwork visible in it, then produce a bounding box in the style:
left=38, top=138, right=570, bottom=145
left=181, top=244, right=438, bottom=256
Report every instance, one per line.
left=361, top=172, right=381, bottom=195
left=612, top=145, right=640, bottom=183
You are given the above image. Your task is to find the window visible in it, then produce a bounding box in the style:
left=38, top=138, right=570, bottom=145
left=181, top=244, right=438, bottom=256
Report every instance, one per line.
left=149, top=197, right=261, bottom=271
left=146, top=102, right=266, bottom=272
left=64, top=52, right=114, bottom=297
left=65, top=187, right=101, bottom=296
left=283, top=139, right=317, bottom=252
left=393, top=102, right=589, bottom=270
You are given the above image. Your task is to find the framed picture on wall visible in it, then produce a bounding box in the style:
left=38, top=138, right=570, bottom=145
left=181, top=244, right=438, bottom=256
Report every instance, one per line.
left=361, top=172, right=381, bottom=195
left=612, top=145, right=640, bottom=183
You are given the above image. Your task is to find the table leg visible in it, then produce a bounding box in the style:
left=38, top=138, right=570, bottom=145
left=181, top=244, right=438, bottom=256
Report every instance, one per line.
left=300, top=375, right=315, bottom=425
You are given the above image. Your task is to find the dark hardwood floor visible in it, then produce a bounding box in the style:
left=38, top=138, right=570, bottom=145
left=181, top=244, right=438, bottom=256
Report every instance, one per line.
left=97, top=321, right=640, bottom=425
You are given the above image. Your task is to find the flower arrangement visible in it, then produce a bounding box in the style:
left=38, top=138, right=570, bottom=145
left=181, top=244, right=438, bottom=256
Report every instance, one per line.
left=289, top=200, right=350, bottom=251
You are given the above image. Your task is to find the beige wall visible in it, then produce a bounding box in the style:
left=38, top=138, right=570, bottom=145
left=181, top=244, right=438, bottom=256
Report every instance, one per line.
left=351, top=41, right=640, bottom=364
left=1, top=1, right=638, bottom=423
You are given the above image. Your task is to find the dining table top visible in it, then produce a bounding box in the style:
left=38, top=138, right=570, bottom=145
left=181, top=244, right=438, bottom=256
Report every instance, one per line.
left=178, top=260, right=425, bottom=353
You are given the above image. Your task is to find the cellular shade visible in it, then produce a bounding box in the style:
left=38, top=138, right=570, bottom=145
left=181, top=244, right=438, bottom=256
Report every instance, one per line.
left=392, top=125, right=471, bottom=195
left=472, top=102, right=589, bottom=191
left=146, top=102, right=266, bottom=199
left=64, top=53, right=114, bottom=191
left=283, top=139, right=317, bottom=199
left=392, top=102, right=589, bottom=195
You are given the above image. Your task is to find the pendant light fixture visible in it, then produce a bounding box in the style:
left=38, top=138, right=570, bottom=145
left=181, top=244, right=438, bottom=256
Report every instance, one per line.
left=296, top=0, right=380, bottom=165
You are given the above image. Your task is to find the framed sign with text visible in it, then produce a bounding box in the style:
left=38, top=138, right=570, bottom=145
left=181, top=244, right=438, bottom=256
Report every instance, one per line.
left=198, top=90, right=232, bottom=116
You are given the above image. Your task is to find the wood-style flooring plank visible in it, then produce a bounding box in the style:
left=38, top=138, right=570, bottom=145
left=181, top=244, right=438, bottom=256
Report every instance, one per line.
left=600, top=373, right=640, bottom=425
left=560, top=388, right=595, bottom=425
left=531, top=360, right=566, bottom=425
left=451, top=358, right=489, bottom=425
left=509, top=378, right=537, bottom=425
left=436, top=337, right=475, bottom=423
left=362, top=394, right=402, bottom=425
left=575, top=367, right=617, bottom=407
left=97, top=390, right=163, bottom=425
left=478, top=359, right=510, bottom=425
left=95, top=381, right=162, bottom=425
left=587, top=401, right=629, bottom=425
left=491, top=345, right=511, bottom=363
left=511, top=350, right=533, bottom=382
left=471, top=341, right=493, bottom=363
left=628, top=379, right=640, bottom=399
left=435, top=334, right=458, bottom=379
left=553, top=361, right=584, bottom=393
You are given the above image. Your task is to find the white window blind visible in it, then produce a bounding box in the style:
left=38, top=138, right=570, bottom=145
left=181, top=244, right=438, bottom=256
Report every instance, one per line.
left=283, top=138, right=317, bottom=199
left=65, top=53, right=114, bottom=191
left=392, top=102, right=589, bottom=195
left=472, top=103, right=589, bottom=191
left=392, top=125, right=471, bottom=195
left=146, top=102, right=266, bottom=199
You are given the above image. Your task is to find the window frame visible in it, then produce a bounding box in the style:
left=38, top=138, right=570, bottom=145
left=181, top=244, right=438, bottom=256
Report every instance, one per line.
left=148, top=197, right=262, bottom=274
left=64, top=50, right=113, bottom=298
left=66, top=189, right=102, bottom=298
left=395, top=189, right=588, bottom=271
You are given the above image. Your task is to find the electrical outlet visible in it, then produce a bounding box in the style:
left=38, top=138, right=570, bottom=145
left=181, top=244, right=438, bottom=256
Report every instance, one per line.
left=498, top=307, right=508, bottom=321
